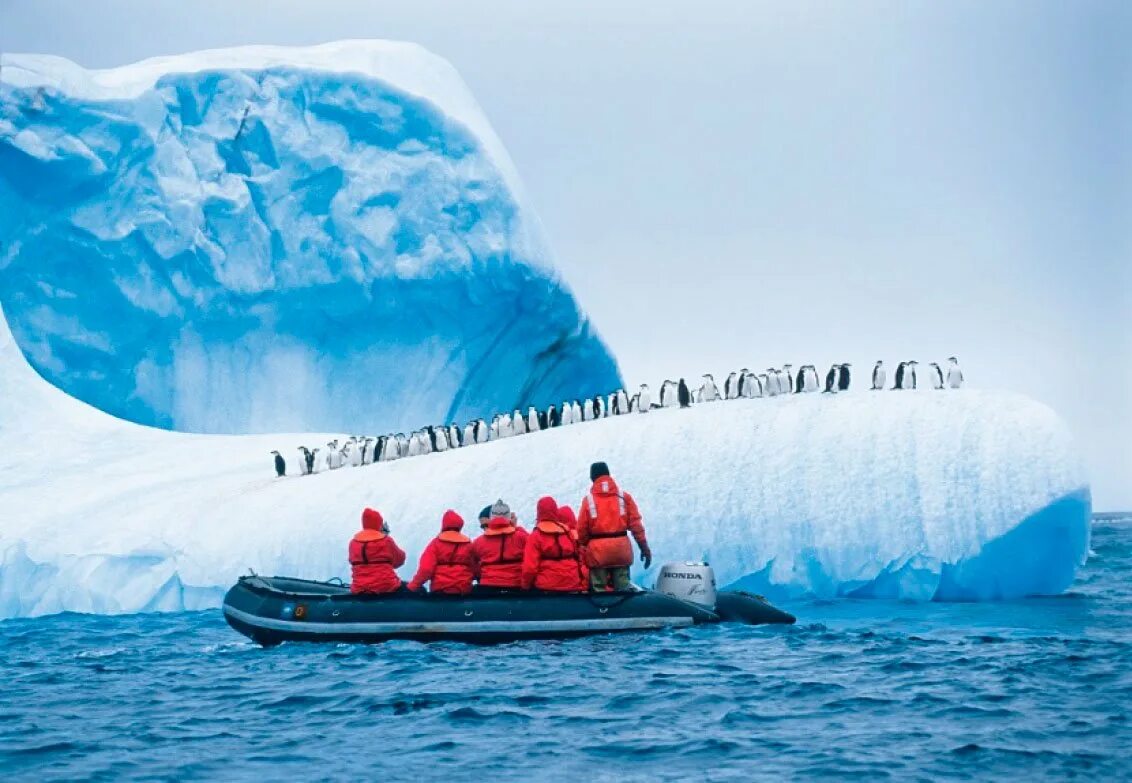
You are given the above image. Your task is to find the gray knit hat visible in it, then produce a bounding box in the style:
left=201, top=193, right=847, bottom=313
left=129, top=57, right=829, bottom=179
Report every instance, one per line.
left=490, top=498, right=511, bottom=517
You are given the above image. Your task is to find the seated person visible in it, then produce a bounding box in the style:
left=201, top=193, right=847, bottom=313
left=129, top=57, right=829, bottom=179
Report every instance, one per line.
left=522, top=496, right=587, bottom=592
left=349, top=508, right=406, bottom=594
left=407, top=510, right=475, bottom=594
left=471, top=499, right=529, bottom=589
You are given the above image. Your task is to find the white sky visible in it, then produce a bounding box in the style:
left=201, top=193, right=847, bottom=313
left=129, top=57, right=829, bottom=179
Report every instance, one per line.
left=2, top=0, right=1128, bottom=508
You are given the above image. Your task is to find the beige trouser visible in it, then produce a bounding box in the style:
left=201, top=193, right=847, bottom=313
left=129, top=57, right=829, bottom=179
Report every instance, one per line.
left=589, top=566, right=631, bottom=592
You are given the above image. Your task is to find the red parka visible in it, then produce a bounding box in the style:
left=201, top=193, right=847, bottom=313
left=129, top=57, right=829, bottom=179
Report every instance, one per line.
left=350, top=508, right=406, bottom=594
left=522, top=497, right=586, bottom=592
left=407, top=510, right=475, bottom=594
left=577, top=476, right=648, bottom=569
left=471, top=516, right=529, bottom=588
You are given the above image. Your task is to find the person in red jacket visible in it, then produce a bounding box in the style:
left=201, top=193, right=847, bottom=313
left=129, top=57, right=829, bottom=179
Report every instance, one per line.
left=522, top=496, right=587, bottom=592
left=577, top=462, right=651, bottom=592
left=349, top=508, right=407, bottom=594
left=470, top=499, right=529, bottom=589
left=407, top=510, right=476, bottom=594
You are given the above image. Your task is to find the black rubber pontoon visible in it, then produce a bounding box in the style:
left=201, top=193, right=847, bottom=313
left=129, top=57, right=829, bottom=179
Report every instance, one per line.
left=223, top=575, right=794, bottom=646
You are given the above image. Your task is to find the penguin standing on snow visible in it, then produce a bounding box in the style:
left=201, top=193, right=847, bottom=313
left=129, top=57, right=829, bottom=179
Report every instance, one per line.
left=871, top=361, right=886, bottom=391
left=512, top=409, right=526, bottom=435
left=783, top=365, right=795, bottom=394
left=892, top=362, right=907, bottom=390
left=699, top=374, right=721, bottom=402
left=638, top=384, right=651, bottom=412
left=946, top=356, right=964, bottom=389
left=309, top=447, right=320, bottom=473
left=823, top=365, right=839, bottom=393
left=527, top=407, right=540, bottom=433
left=559, top=402, right=573, bottom=426
left=929, top=362, right=945, bottom=389
left=297, top=447, right=311, bottom=475
left=547, top=405, right=560, bottom=428
left=538, top=408, right=549, bottom=430
left=616, top=388, right=630, bottom=414
left=271, top=451, right=286, bottom=477
left=724, top=372, right=739, bottom=400
left=907, top=360, right=919, bottom=390
left=678, top=378, right=692, bottom=408
left=838, top=363, right=852, bottom=392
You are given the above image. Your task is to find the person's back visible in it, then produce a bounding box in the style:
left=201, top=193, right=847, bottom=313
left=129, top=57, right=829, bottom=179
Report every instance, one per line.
left=577, top=462, right=651, bottom=591
left=471, top=499, right=529, bottom=589
left=407, top=510, right=475, bottom=594
left=349, top=508, right=407, bottom=594
left=522, top=497, right=586, bottom=592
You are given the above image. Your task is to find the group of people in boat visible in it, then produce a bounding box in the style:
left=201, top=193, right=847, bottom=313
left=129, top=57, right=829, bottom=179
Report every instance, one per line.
left=348, top=462, right=652, bottom=594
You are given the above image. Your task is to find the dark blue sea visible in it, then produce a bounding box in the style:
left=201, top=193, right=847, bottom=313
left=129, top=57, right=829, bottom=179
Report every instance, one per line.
left=3, top=519, right=1129, bottom=782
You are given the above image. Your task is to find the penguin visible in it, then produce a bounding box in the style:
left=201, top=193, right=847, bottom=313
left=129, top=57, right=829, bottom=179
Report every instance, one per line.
left=538, top=408, right=548, bottom=430
left=838, top=363, right=851, bottom=392
left=594, top=395, right=606, bottom=419
left=823, top=365, right=839, bottom=393
left=512, top=409, right=526, bottom=435
left=449, top=424, right=462, bottom=448
left=764, top=369, right=779, bottom=396
left=396, top=433, right=410, bottom=457
left=350, top=442, right=363, bottom=466
left=434, top=426, right=449, bottom=452
left=500, top=413, right=514, bottom=438
left=582, top=400, right=594, bottom=422
left=699, top=374, right=721, bottom=402
left=678, top=378, right=692, bottom=408
left=724, top=372, right=739, bottom=400
left=297, top=447, right=311, bottom=475
left=572, top=400, right=584, bottom=422
left=271, top=451, right=286, bottom=477
left=745, top=372, right=762, bottom=398
left=372, top=438, right=385, bottom=464
left=620, top=388, right=633, bottom=414
left=946, top=356, right=964, bottom=389
left=309, top=447, right=320, bottom=473
left=757, top=373, right=770, bottom=396
left=527, top=406, right=540, bottom=433
left=546, top=405, right=559, bottom=428
left=907, top=360, right=919, bottom=390
left=559, top=402, right=572, bottom=426
left=794, top=369, right=805, bottom=394
left=463, top=422, right=476, bottom=446
left=490, top=417, right=501, bottom=441
left=783, top=365, right=795, bottom=394
left=638, top=383, right=651, bottom=412
left=871, top=361, right=885, bottom=391
left=629, top=393, right=640, bottom=413
left=929, top=362, right=945, bottom=390
left=892, top=362, right=907, bottom=390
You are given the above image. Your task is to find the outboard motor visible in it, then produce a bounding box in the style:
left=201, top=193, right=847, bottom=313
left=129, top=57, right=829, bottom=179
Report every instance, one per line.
left=655, top=561, right=717, bottom=608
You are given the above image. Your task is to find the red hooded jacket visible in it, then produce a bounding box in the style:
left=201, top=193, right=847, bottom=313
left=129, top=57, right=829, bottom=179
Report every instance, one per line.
left=349, top=508, right=406, bottom=594
left=407, top=510, right=475, bottom=594
left=576, top=476, right=648, bottom=569
left=522, top=497, right=586, bottom=592
left=471, top=516, right=529, bottom=588
left=558, top=504, right=589, bottom=584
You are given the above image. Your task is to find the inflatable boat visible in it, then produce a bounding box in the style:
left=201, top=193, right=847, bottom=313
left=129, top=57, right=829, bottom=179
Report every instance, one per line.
left=223, top=569, right=795, bottom=646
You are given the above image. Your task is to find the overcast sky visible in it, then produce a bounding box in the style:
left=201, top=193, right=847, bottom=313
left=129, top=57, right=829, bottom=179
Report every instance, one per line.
left=3, top=1, right=1128, bottom=508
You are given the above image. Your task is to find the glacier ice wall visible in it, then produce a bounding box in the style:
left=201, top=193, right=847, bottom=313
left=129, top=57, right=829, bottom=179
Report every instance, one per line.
left=0, top=42, right=620, bottom=434
left=0, top=299, right=1091, bottom=618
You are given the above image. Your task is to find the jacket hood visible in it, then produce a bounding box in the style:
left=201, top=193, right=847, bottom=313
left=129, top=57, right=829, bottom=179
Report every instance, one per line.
left=536, top=496, right=559, bottom=522
left=361, top=507, right=384, bottom=531
left=558, top=505, right=578, bottom=530
left=441, top=509, right=464, bottom=531
left=486, top=515, right=515, bottom=531
left=590, top=476, right=621, bottom=497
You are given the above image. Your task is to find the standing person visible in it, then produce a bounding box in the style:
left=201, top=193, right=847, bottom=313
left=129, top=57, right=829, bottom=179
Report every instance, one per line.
left=349, top=508, right=407, bottom=594
left=470, top=499, right=529, bottom=590
left=576, top=462, right=651, bottom=591
left=521, top=497, right=587, bottom=592
left=407, top=510, right=475, bottom=594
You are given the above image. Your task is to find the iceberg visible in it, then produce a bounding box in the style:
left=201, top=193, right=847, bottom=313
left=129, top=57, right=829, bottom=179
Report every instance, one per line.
left=0, top=301, right=1090, bottom=619
left=0, top=41, right=620, bottom=434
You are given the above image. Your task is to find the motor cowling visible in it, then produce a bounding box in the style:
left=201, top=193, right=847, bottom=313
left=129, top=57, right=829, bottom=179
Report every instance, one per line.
left=655, top=561, right=717, bottom=608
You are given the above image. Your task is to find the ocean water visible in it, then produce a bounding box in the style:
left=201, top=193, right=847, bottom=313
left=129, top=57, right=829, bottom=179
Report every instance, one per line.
left=3, top=520, right=1129, bottom=782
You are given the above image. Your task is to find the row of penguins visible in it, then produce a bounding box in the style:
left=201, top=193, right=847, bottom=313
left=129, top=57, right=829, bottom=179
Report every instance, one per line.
left=270, top=356, right=963, bottom=477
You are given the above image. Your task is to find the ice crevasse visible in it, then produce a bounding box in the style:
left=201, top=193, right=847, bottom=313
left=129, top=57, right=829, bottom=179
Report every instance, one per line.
left=0, top=41, right=620, bottom=435
left=0, top=298, right=1091, bottom=618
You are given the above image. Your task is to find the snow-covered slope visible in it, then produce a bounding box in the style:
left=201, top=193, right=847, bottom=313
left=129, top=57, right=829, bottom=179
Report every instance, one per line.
left=0, top=41, right=619, bottom=434
left=0, top=303, right=1090, bottom=618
